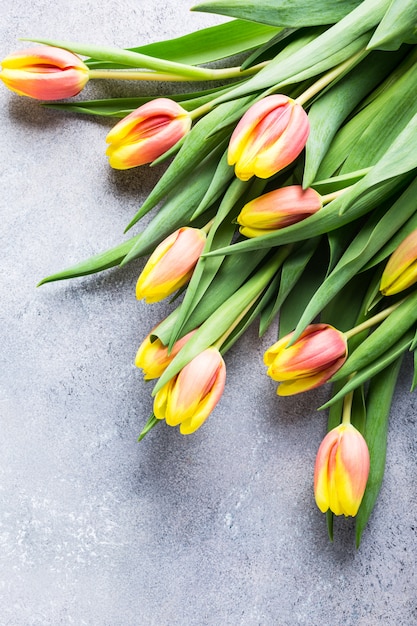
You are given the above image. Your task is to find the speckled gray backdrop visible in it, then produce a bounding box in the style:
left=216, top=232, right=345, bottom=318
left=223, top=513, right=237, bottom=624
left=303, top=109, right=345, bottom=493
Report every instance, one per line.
left=0, top=1, right=416, bottom=624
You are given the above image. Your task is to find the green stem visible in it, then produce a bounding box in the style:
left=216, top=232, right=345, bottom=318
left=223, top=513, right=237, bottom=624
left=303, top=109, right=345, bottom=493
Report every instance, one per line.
left=88, top=61, right=268, bottom=84
left=295, top=49, right=367, bottom=107
left=212, top=295, right=260, bottom=350
left=344, top=299, right=405, bottom=340
left=321, top=186, right=353, bottom=204
left=341, top=391, right=353, bottom=425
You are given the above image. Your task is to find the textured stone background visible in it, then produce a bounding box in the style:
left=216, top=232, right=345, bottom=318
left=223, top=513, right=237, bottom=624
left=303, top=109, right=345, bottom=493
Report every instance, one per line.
left=1, top=1, right=416, bottom=624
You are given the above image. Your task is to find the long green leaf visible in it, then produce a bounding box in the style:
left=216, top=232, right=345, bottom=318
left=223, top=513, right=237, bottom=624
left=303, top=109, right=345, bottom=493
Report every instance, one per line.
left=152, top=252, right=284, bottom=394
left=203, top=174, right=407, bottom=257
left=367, top=0, right=417, bottom=51
left=332, top=293, right=417, bottom=382
left=191, top=0, right=389, bottom=104
left=355, top=357, right=404, bottom=547
left=86, top=20, right=281, bottom=68
left=290, top=178, right=417, bottom=337
left=322, top=330, right=413, bottom=408
left=192, top=0, right=362, bottom=27
left=303, top=49, right=406, bottom=187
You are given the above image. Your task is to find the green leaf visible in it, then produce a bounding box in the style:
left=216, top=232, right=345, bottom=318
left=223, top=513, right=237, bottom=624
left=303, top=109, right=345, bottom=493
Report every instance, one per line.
left=333, top=294, right=417, bottom=383
left=190, top=149, right=234, bottom=220
left=355, top=357, right=404, bottom=547
left=278, top=245, right=328, bottom=338
left=259, top=237, right=320, bottom=336
left=192, top=0, right=389, bottom=105
left=86, top=20, right=281, bottom=68
left=203, top=174, right=408, bottom=257
left=290, top=177, right=417, bottom=338
left=303, top=49, right=406, bottom=187
left=367, top=0, right=417, bottom=51
left=340, top=60, right=417, bottom=175
left=43, top=84, right=241, bottom=118
left=339, top=113, right=417, bottom=215
left=411, top=348, right=417, bottom=392
left=322, top=330, right=413, bottom=409
left=192, top=0, right=362, bottom=27
left=152, top=252, right=284, bottom=394
left=138, top=414, right=160, bottom=441
left=166, top=178, right=249, bottom=348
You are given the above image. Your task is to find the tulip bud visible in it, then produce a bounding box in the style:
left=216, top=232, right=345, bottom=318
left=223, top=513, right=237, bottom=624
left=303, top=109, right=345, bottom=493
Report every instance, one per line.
left=314, top=423, right=370, bottom=517
left=237, top=185, right=322, bottom=237
left=153, top=347, right=226, bottom=434
left=0, top=46, right=89, bottom=100
left=264, top=323, right=347, bottom=396
left=380, top=229, right=417, bottom=296
left=136, top=227, right=206, bottom=304
left=135, top=329, right=197, bottom=380
left=106, top=98, right=192, bottom=169
left=227, top=95, right=310, bottom=182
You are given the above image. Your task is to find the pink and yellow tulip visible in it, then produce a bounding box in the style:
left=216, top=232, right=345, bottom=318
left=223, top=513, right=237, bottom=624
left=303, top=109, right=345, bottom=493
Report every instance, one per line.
left=227, top=95, right=310, bottom=181
left=314, top=423, right=370, bottom=517
left=264, top=323, right=348, bottom=396
left=106, top=98, right=192, bottom=169
left=0, top=46, right=89, bottom=100
left=135, top=329, right=197, bottom=380
left=136, top=227, right=206, bottom=303
left=237, top=185, right=322, bottom=237
left=153, top=347, right=226, bottom=434
left=380, top=228, right=417, bottom=296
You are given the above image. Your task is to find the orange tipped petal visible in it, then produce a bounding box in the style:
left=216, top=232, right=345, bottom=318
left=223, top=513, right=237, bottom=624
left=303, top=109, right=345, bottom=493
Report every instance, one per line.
left=106, top=98, right=191, bottom=169
left=380, top=228, right=417, bottom=295
left=314, top=424, right=370, bottom=517
left=264, top=324, right=347, bottom=395
left=238, top=185, right=322, bottom=236
left=228, top=95, right=309, bottom=181
left=0, top=46, right=89, bottom=100
left=136, top=227, right=206, bottom=303
left=153, top=348, right=226, bottom=434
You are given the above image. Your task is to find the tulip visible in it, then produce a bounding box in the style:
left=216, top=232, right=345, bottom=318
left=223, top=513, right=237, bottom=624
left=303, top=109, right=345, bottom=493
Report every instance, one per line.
left=264, top=323, right=347, bottom=396
left=237, top=185, right=322, bottom=237
left=135, top=329, right=197, bottom=380
left=0, top=46, right=89, bottom=100
left=380, top=229, right=417, bottom=296
left=227, top=94, right=310, bottom=181
left=153, top=347, right=226, bottom=434
left=314, top=423, right=370, bottom=517
left=106, top=98, right=192, bottom=169
left=136, top=227, right=206, bottom=303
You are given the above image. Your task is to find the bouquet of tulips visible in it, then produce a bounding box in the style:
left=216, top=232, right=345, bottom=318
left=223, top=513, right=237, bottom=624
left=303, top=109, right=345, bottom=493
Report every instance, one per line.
left=2, top=0, right=417, bottom=545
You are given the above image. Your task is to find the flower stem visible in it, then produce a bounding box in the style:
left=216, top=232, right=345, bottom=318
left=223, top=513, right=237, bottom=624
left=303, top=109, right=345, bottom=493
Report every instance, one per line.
left=321, top=187, right=352, bottom=204
left=295, top=49, right=367, bottom=107
left=345, top=300, right=405, bottom=340
left=88, top=61, right=268, bottom=84
left=341, top=391, right=353, bottom=425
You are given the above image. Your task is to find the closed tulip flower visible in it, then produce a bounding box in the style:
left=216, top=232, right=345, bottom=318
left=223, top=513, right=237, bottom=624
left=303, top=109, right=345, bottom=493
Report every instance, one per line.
left=237, top=185, right=322, bottom=237
left=0, top=46, right=89, bottom=100
left=227, top=94, right=310, bottom=181
left=314, top=423, right=370, bottom=517
left=264, top=323, right=347, bottom=396
left=380, top=229, right=417, bottom=296
left=136, top=227, right=206, bottom=303
left=135, top=329, right=197, bottom=380
left=153, top=347, right=226, bottom=434
left=106, top=98, right=192, bottom=169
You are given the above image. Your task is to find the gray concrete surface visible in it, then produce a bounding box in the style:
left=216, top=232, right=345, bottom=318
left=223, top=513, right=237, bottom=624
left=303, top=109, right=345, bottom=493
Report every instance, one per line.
left=1, top=1, right=416, bottom=624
